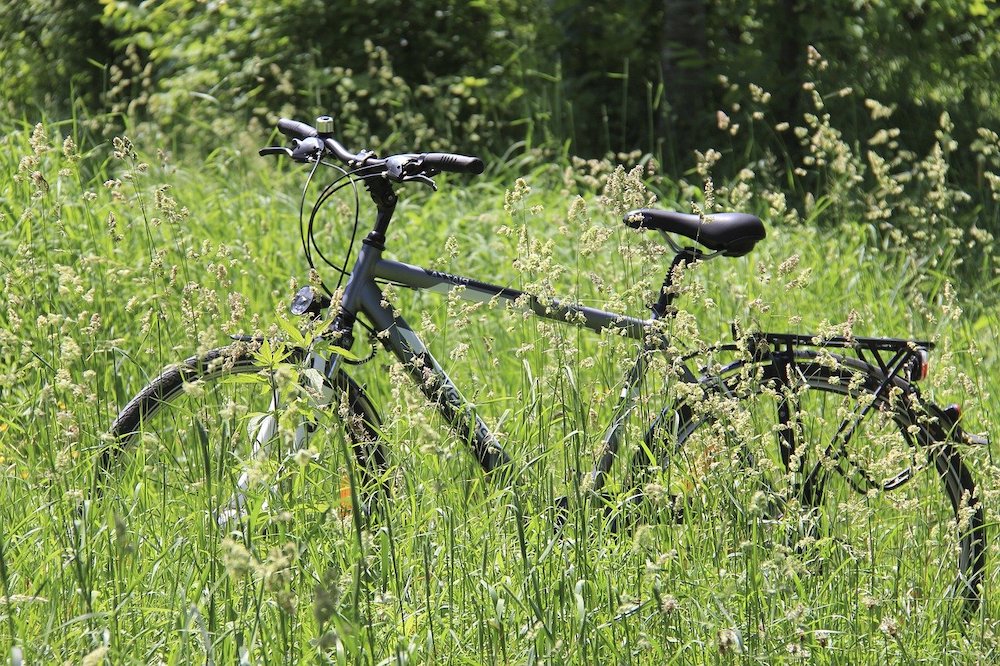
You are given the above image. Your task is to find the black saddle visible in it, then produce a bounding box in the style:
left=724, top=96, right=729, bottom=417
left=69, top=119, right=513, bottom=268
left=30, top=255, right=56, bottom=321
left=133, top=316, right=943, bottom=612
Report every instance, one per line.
left=624, top=208, right=766, bottom=257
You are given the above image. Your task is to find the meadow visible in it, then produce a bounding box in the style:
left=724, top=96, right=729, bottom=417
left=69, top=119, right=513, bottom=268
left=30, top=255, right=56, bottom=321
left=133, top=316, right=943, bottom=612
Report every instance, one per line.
left=1, top=91, right=999, bottom=665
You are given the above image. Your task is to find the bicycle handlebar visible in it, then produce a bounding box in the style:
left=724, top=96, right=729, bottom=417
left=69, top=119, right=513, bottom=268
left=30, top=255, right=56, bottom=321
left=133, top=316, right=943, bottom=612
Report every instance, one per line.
left=421, top=152, right=484, bottom=175
left=277, top=118, right=319, bottom=139
left=271, top=117, right=484, bottom=179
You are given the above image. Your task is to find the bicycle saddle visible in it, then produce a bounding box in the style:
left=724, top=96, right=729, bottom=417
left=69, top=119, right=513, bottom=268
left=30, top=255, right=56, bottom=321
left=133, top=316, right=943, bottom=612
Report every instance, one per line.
left=624, top=208, right=766, bottom=257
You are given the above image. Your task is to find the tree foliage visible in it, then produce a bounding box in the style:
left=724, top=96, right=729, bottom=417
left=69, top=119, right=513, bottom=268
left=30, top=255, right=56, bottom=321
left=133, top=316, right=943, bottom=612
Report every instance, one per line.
left=1, top=0, right=117, bottom=112
left=93, top=0, right=538, bottom=151
left=3, top=0, right=998, bottom=187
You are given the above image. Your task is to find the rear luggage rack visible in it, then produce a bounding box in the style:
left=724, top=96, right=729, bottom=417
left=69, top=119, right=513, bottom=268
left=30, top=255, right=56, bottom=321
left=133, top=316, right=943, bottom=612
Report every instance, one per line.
left=736, top=327, right=932, bottom=383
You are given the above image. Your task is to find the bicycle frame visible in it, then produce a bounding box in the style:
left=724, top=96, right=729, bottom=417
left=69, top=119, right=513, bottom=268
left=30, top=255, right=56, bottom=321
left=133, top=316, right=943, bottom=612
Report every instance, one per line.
left=246, top=170, right=960, bottom=506
left=227, top=177, right=702, bottom=515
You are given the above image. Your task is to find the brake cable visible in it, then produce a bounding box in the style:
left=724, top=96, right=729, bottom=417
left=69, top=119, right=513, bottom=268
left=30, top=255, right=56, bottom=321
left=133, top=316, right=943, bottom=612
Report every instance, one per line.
left=298, top=155, right=330, bottom=291
left=297, top=154, right=387, bottom=348
left=306, top=176, right=359, bottom=288
left=303, top=162, right=387, bottom=288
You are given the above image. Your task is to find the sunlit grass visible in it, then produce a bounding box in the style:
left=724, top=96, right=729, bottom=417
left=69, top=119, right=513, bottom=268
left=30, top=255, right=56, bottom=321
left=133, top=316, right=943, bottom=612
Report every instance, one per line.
left=1, top=116, right=998, bottom=664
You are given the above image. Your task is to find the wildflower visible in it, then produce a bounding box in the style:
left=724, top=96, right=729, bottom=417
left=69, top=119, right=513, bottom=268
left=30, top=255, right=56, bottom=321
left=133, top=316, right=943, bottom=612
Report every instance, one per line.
left=632, top=525, right=658, bottom=554
left=659, top=594, right=679, bottom=615
left=81, top=646, right=108, bottom=666
left=17, top=155, right=37, bottom=175
left=806, top=45, right=828, bottom=70
left=0, top=594, right=48, bottom=605
left=29, top=123, right=50, bottom=155
left=749, top=83, right=771, bottom=104
left=112, top=136, right=136, bottom=160
left=221, top=537, right=254, bottom=579
left=294, top=447, right=319, bottom=467
left=643, top=482, right=668, bottom=505
left=55, top=368, right=74, bottom=391
left=694, top=149, right=722, bottom=177
left=83, top=313, right=102, bottom=336
left=692, top=177, right=716, bottom=221
left=30, top=171, right=48, bottom=194
left=786, top=642, right=809, bottom=659
left=566, top=196, right=588, bottom=231
left=503, top=178, right=531, bottom=214
left=864, top=98, right=896, bottom=120
left=314, top=568, right=341, bottom=627
left=60, top=337, right=81, bottom=364
left=969, top=226, right=994, bottom=244
left=262, top=543, right=298, bottom=614
left=777, top=254, right=800, bottom=276
left=879, top=616, right=899, bottom=638
left=62, top=135, right=77, bottom=160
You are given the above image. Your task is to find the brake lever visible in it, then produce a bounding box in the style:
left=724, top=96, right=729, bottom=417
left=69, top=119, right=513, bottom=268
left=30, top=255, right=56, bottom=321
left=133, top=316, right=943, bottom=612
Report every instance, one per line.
left=401, top=174, right=438, bottom=191
left=259, top=146, right=294, bottom=158
left=290, top=137, right=324, bottom=162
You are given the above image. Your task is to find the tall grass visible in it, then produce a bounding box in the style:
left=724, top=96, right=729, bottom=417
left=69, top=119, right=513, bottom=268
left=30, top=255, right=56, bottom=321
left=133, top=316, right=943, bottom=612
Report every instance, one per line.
left=1, top=108, right=998, bottom=664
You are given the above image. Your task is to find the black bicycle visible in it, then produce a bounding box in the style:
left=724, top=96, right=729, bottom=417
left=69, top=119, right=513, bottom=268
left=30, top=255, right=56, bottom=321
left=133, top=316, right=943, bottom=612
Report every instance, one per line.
left=99, top=116, right=987, bottom=611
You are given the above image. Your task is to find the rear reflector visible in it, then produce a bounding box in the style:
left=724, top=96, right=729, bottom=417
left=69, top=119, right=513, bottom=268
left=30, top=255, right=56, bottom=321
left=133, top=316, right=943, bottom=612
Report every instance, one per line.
left=910, top=348, right=929, bottom=382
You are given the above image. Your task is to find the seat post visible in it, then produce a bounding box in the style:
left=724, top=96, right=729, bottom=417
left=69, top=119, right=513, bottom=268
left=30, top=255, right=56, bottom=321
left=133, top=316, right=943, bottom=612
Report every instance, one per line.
left=651, top=247, right=703, bottom=319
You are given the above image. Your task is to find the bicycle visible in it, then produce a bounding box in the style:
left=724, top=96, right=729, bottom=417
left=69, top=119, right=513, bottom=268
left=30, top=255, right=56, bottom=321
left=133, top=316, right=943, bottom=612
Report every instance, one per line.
left=99, top=115, right=988, bottom=612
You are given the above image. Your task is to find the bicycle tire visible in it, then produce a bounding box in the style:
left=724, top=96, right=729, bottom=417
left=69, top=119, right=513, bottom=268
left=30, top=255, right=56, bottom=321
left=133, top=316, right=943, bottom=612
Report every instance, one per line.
left=636, top=352, right=985, bottom=612
left=99, top=341, right=387, bottom=508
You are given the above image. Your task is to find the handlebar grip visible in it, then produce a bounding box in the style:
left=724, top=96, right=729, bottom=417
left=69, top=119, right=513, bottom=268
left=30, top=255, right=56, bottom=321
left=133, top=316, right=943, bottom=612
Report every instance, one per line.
left=422, top=152, right=485, bottom=175
left=277, top=118, right=318, bottom=140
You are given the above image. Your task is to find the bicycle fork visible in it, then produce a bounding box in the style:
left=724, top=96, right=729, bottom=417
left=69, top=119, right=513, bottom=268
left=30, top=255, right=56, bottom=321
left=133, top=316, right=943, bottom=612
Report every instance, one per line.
left=218, top=351, right=342, bottom=526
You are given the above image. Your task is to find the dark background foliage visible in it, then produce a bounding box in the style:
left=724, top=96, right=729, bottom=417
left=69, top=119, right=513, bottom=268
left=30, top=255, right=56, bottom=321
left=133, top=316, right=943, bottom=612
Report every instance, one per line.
left=4, top=1, right=997, bottom=149
left=3, top=0, right=999, bottom=219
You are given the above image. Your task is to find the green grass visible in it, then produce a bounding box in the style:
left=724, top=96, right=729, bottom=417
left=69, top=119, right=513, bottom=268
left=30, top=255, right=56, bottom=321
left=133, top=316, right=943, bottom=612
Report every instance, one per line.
left=1, top=119, right=998, bottom=664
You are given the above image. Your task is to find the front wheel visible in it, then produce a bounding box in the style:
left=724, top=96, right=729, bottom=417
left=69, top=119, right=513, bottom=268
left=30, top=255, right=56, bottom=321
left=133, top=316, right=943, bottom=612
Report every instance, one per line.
left=98, top=341, right=387, bottom=518
left=634, top=353, right=985, bottom=613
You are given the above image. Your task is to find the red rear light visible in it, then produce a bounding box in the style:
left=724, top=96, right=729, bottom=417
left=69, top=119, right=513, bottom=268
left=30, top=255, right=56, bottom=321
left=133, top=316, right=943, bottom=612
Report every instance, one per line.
left=910, top=348, right=929, bottom=382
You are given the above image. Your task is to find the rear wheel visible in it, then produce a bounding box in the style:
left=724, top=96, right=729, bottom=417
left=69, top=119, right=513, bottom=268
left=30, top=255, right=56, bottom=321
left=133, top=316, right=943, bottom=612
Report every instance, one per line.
left=635, top=353, right=985, bottom=612
left=99, top=341, right=386, bottom=519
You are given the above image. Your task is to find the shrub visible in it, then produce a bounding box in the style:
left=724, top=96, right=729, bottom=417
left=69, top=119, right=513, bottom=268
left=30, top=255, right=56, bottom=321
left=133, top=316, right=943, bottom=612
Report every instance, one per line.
left=97, top=0, right=539, bottom=151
